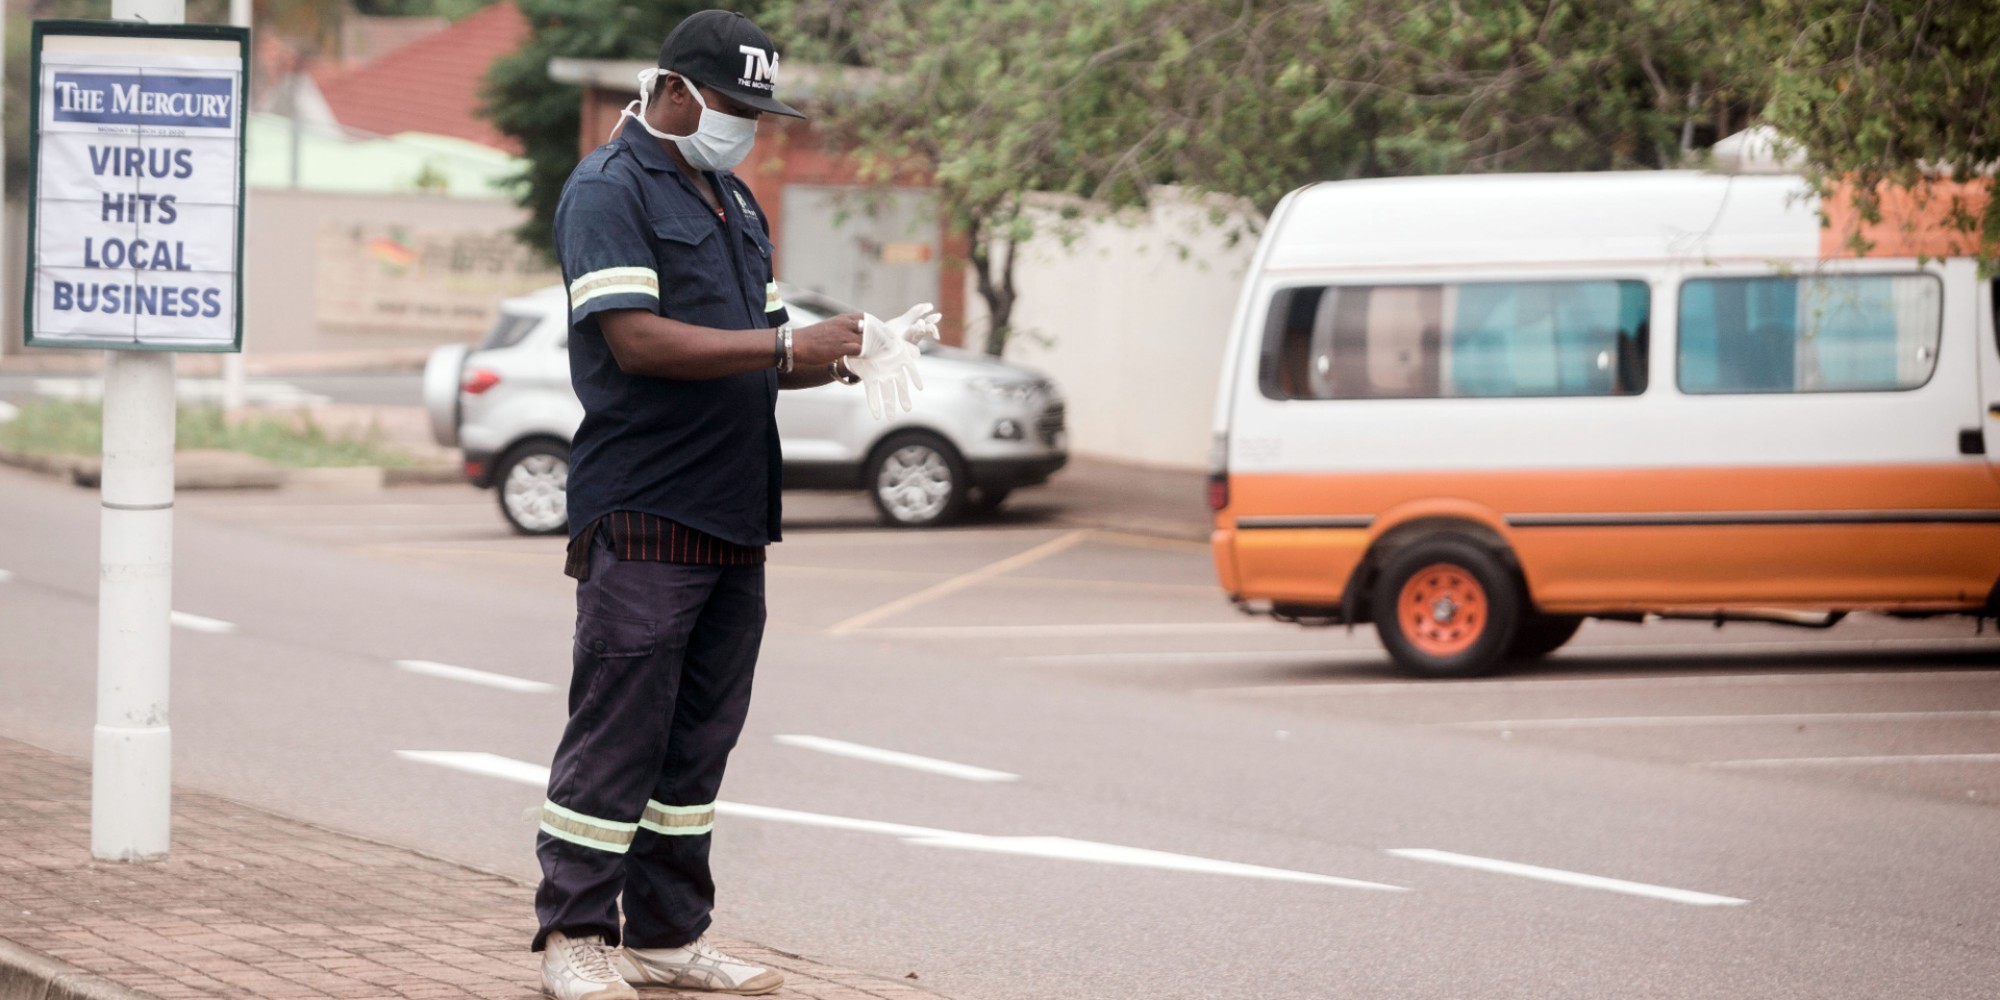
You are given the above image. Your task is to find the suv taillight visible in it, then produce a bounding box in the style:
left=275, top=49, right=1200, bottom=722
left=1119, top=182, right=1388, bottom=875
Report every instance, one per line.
left=462, top=368, right=501, bottom=395
left=1205, top=431, right=1229, bottom=511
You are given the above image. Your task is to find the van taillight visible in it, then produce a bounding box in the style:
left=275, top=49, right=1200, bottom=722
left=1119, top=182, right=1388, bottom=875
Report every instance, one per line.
left=462, top=368, right=501, bottom=395
left=1207, top=474, right=1229, bottom=511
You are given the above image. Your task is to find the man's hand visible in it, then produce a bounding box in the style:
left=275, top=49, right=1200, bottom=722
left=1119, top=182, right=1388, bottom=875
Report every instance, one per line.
left=791, top=313, right=865, bottom=367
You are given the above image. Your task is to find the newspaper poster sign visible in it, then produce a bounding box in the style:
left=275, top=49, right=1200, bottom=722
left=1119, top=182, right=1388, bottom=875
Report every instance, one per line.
left=25, top=21, right=249, bottom=352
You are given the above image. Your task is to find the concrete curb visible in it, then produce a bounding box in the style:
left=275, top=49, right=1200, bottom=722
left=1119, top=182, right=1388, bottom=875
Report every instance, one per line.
left=0, top=447, right=459, bottom=492
left=0, top=937, right=156, bottom=1000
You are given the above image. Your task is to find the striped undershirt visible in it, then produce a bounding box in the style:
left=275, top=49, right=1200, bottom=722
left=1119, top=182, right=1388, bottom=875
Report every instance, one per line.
left=565, top=510, right=765, bottom=581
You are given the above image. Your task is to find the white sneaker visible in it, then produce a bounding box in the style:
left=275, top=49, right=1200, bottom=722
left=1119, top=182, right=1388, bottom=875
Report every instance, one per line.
left=542, top=931, right=638, bottom=1000
left=612, top=935, right=784, bottom=995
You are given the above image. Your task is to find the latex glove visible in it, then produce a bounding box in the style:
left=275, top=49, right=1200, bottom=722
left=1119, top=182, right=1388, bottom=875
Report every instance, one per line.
left=881, top=302, right=942, bottom=345
left=846, top=304, right=940, bottom=420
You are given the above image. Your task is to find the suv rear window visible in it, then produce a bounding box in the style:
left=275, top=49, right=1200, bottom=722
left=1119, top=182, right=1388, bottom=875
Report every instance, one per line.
left=477, top=311, right=540, bottom=351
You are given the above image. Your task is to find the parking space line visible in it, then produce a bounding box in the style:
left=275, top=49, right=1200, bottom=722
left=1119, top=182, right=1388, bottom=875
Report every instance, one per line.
left=169, top=611, right=238, bottom=634
left=825, top=530, right=1091, bottom=636
left=397, top=749, right=1403, bottom=891
left=1387, top=848, right=1748, bottom=906
left=774, top=735, right=1018, bottom=782
left=1199, top=669, right=2000, bottom=698
left=395, top=750, right=552, bottom=786
left=1015, top=649, right=1371, bottom=665
left=1444, top=710, right=2000, bottom=731
left=1705, top=753, right=2000, bottom=768
left=0, top=569, right=14, bottom=583
left=395, top=659, right=555, bottom=694
left=863, top=622, right=1281, bottom=640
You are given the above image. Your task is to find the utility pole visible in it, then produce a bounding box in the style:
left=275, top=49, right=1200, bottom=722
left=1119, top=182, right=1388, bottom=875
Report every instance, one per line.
left=94, top=0, right=187, bottom=863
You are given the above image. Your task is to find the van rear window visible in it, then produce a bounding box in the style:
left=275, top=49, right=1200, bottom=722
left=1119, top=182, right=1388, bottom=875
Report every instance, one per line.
left=1260, top=280, right=1649, bottom=400
left=1677, top=274, right=1941, bottom=394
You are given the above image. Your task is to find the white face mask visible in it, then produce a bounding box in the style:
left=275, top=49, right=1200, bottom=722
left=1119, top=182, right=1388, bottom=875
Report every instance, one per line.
left=615, top=68, right=758, bottom=173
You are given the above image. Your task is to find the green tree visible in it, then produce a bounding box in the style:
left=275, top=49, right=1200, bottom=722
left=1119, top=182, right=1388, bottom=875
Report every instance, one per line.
left=1760, top=0, right=1998, bottom=264
left=482, top=0, right=763, bottom=259
left=772, top=0, right=1765, bottom=355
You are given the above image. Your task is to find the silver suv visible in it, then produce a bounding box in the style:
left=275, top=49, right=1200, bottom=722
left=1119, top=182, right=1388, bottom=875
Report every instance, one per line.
left=424, top=284, right=1067, bottom=534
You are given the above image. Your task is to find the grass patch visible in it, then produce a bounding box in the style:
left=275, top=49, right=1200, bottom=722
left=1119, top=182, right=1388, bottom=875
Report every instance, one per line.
left=0, top=399, right=417, bottom=468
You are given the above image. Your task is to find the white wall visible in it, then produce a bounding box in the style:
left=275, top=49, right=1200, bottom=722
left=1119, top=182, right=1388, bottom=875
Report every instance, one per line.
left=963, top=188, right=1260, bottom=470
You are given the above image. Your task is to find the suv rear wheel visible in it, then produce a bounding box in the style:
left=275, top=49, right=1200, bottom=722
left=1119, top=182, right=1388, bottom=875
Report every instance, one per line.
left=1370, top=536, right=1522, bottom=678
left=868, top=432, right=967, bottom=527
left=496, top=440, right=569, bottom=536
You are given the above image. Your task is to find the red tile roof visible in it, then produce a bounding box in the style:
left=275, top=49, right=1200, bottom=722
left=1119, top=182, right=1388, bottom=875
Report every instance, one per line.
left=316, top=2, right=529, bottom=153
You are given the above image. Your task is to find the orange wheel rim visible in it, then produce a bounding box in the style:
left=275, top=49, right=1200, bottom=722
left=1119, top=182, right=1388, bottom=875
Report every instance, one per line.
left=1397, top=563, right=1488, bottom=657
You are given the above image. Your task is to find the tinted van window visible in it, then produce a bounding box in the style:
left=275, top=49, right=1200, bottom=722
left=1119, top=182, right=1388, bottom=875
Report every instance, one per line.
left=1262, top=280, right=1649, bottom=400
left=1678, top=274, right=1941, bottom=393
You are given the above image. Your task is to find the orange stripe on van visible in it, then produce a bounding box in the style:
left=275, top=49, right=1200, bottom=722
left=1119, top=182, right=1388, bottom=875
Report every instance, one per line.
left=1220, top=464, right=2000, bottom=613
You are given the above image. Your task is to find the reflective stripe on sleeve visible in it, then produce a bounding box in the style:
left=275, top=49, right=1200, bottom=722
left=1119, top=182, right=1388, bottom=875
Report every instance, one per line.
left=640, top=800, right=716, bottom=836
left=540, top=800, right=638, bottom=854
left=765, top=282, right=784, bottom=314
left=570, top=267, right=660, bottom=309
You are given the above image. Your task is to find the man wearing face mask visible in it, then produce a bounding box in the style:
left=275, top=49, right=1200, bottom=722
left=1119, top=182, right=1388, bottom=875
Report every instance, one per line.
left=532, top=11, right=861, bottom=1000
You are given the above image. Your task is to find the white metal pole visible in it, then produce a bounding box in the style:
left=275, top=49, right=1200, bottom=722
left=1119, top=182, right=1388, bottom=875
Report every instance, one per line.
left=94, top=0, right=186, bottom=864
left=221, top=0, right=251, bottom=411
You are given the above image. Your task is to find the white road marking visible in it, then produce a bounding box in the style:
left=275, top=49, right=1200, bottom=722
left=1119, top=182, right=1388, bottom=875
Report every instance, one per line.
left=169, top=611, right=238, bottom=634
left=1201, top=669, right=2000, bottom=698
left=0, top=569, right=14, bottom=583
left=1444, top=710, right=2000, bottom=731
left=402, top=751, right=1402, bottom=891
left=1387, top=849, right=1748, bottom=906
left=395, top=750, right=553, bottom=787
left=1015, top=649, right=1370, bottom=665
left=1706, top=753, right=2000, bottom=768
left=774, top=735, right=1018, bottom=782
left=395, top=659, right=555, bottom=694
left=826, top=530, right=1091, bottom=636
left=860, top=621, right=1282, bottom=640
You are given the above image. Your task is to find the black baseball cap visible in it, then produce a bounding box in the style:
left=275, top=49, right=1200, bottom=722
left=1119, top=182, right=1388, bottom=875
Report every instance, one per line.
left=658, top=10, right=806, bottom=119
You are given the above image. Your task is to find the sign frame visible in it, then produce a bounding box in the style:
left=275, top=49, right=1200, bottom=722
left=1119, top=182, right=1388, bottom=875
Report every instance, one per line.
left=23, top=19, right=250, bottom=353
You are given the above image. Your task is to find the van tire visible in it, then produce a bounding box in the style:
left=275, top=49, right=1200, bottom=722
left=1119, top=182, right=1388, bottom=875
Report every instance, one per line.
left=1508, top=614, right=1584, bottom=660
left=1371, top=536, right=1521, bottom=678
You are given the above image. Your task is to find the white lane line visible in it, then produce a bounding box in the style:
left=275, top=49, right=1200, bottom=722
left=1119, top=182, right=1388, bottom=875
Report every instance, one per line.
left=1201, top=669, right=2000, bottom=698
left=1706, top=753, right=2000, bottom=768
left=1387, top=849, right=1748, bottom=906
left=170, top=611, right=238, bottom=634
left=395, top=750, right=553, bottom=787
left=1015, top=649, right=1370, bottom=665
left=773, top=735, right=1018, bottom=782
left=862, top=622, right=1281, bottom=640
left=1444, top=710, right=2000, bottom=731
left=826, top=530, right=1092, bottom=636
left=395, top=659, right=555, bottom=694
left=401, top=751, right=1403, bottom=891
left=0, top=569, right=14, bottom=583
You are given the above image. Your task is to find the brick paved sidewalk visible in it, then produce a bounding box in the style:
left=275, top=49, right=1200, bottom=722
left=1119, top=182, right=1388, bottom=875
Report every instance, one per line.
left=0, top=739, right=943, bottom=1000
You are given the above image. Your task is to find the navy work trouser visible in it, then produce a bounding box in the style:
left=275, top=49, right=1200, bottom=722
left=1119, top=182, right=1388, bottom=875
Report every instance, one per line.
left=532, top=535, right=766, bottom=951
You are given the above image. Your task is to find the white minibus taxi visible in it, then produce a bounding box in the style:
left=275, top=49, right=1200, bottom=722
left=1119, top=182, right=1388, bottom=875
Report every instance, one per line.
left=1209, top=171, right=2000, bottom=677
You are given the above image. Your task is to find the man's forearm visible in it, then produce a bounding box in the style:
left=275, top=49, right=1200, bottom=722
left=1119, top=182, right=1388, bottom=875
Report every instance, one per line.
left=600, top=310, right=780, bottom=380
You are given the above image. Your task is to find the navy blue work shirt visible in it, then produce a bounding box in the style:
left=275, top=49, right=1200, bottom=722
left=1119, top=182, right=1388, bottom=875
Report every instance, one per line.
left=552, top=129, right=791, bottom=548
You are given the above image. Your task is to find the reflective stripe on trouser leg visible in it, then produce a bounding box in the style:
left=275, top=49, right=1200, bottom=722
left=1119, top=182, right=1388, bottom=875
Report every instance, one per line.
left=641, top=800, right=716, bottom=836
left=621, top=560, right=766, bottom=950
left=534, top=540, right=726, bottom=951
left=540, top=800, right=638, bottom=854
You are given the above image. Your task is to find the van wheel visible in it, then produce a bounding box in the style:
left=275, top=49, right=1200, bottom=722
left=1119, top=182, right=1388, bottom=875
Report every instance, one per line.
left=1371, top=537, right=1521, bottom=678
left=497, top=440, right=569, bottom=536
left=1508, top=614, right=1584, bottom=660
left=868, top=432, right=967, bottom=528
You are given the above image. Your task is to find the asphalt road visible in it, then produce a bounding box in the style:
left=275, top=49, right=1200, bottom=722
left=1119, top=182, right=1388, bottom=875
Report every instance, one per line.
left=3, top=466, right=1998, bottom=999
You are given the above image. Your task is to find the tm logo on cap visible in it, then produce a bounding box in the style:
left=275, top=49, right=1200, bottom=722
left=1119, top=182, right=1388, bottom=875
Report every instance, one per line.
left=739, top=45, right=776, bottom=89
